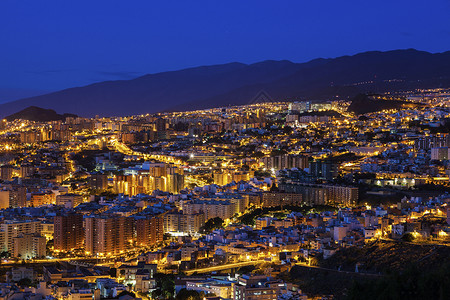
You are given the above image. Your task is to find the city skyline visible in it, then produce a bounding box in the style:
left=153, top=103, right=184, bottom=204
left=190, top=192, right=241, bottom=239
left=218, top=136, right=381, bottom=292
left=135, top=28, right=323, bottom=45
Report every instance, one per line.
left=1, top=1, right=450, bottom=299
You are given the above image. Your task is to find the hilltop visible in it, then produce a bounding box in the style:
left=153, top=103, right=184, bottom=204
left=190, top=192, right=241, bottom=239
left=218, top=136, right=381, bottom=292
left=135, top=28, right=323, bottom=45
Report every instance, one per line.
left=1, top=49, right=450, bottom=117
left=5, top=106, right=77, bottom=122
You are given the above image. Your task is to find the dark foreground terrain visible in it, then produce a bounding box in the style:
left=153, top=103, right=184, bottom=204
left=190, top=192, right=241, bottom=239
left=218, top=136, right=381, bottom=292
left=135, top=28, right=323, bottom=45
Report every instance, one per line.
left=284, top=240, right=450, bottom=299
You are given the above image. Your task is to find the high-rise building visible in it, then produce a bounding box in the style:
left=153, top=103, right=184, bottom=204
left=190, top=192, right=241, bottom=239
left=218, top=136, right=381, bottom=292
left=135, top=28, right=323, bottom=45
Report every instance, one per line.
left=19, top=165, right=35, bottom=178
left=184, top=199, right=235, bottom=221
left=54, top=213, right=84, bottom=252
left=89, top=173, right=109, bottom=190
left=155, top=118, right=167, bottom=132
left=309, top=159, right=338, bottom=181
left=85, top=215, right=134, bottom=256
left=13, top=233, right=46, bottom=259
left=279, top=182, right=358, bottom=206
left=0, top=187, right=28, bottom=209
left=323, top=185, right=359, bottom=206
left=260, top=154, right=310, bottom=171
left=262, top=192, right=303, bottom=208
left=278, top=183, right=327, bottom=205
left=136, top=216, right=164, bottom=246
left=167, top=173, right=184, bottom=194
left=0, top=220, right=41, bottom=253
left=431, top=147, right=449, bottom=160
left=0, top=190, right=10, bottom=209
left=19, top=129, right=52, bottom=143
left=9, top=187, right=27, bottom=208
left=56, top=193, right=83, bottom=208
left=415, top=134, right=450, bottom=150
left=114, top=164, right=185, bottom=196
left=214, top=171, right=231, bottom=186
left=30, top=192, right=55, bottom=207
left=232, top=170, right=250, bottom=182
left=0, top=165, right=14, bottom=181
left=113, top=173, right=154, bottom=196
left=289, top=101, right=311, bottom=112
left=163, top=211, right=205, bottom=234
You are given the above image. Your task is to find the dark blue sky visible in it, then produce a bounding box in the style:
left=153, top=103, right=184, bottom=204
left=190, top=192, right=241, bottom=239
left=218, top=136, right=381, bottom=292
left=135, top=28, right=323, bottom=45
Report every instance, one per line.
left=1, top=0, right=450, bottom=103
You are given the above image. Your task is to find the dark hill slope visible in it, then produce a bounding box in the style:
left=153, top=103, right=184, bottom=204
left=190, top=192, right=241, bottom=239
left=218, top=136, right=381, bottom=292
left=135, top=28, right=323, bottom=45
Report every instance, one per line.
left=5, top=106, right=77, bottom=122
left=0, top=60, right=302, bottom=117
left=347, top=94, right=407, bottom=114
left=1, top=49, right=450, bottom=117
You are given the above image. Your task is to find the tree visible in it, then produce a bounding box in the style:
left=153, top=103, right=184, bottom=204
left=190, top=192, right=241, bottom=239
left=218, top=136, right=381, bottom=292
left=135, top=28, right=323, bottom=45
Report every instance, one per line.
left=270, top=149, right=288, bottom=156
left=175, top=289, right=201, bottom=300
left=117, top=291, right=136, bottom=298
left=401, top=233, right=415, bottom=242
left=252, top=151, right=265, bottom=158
left=17, top=277, right=33, bottom=287
left=153, top=273, right=175, bottom=299
left=0, top=251, right=10, bottom=258
left=200, top=217, right=224, bottom=233
left=270, top=183, right=279, bottom=191
left=347, top=262, right=450, bottom=300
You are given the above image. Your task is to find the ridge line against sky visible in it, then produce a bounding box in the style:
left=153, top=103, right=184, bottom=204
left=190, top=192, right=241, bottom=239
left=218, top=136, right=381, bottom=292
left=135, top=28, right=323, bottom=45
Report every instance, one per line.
left=1, top=0, right=450, bottom=103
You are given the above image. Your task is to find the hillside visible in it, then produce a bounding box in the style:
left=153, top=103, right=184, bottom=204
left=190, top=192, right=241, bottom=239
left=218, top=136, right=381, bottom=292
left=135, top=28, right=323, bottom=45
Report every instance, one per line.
left=1, top=49, right=450, bottom=117
left=348, top=94, right=407, bottom=114
left=5, top=106, right=77, bottom=122
left=285, top=240, right=450, bottom=299
left=320, top=239, right=450, bottom=273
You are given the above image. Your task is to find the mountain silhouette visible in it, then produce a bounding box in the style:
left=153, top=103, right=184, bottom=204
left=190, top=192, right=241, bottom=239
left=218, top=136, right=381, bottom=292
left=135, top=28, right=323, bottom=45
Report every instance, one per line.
left=1, top=49, right=449, bottom=117
left=5, top=106, right=77, bottom=122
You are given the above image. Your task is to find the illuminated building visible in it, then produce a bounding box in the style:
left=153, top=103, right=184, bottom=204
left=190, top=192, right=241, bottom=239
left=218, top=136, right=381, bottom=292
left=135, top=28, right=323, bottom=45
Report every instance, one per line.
left=30, top=191, right=55, bottom=207
left=0, top=165, right=14, bottom=181
left=13, top=233, right=46, bottom=259
left=136, top=216, right=164, bottom=246
left=233, top=275, right=279, bottom=300
left=260, top=154, right=309, bottom=171
left=184, top=199, right=235, bottom=221
left=56, top=193, right=83, bottom=208
left=85, top=215, right=133, bottom=255
left=0, top=220, right=42, bottom=254
left=0, top=187, right=26, bottom=209
left=19, top=165, right=35, bottom=178
left=163, top=211, right=205, bottom=234
left=214, top=171, right=231, bottom=186
left=54, top=213, right=84, bottom=251
left=89, top=173, right=109, bottom=190
left=262, top=192, right=303, bottom=208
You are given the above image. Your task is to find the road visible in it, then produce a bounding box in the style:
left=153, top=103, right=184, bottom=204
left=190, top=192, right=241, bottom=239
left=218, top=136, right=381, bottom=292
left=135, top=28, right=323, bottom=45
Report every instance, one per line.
left=112, top=139, right=208, bottom=187
left=111, top=140, right=184, bottom=165
left=184, top=260, right=266, bottom=275
left=184, top=175, right=209, bottom=187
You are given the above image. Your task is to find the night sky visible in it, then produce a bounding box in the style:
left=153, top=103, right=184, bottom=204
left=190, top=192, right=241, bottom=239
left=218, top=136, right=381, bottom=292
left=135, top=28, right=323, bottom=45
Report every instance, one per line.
left=1, top=0, right=450, bottom=103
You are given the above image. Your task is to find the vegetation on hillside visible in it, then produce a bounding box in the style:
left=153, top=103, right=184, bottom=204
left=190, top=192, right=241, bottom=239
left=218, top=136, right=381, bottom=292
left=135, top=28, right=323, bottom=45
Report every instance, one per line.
left=347, top=262, right=450, bottom=300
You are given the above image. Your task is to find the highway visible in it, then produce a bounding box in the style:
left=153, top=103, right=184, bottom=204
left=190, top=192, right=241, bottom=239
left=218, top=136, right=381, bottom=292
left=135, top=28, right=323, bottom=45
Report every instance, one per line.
left=111, top=140, right=184, bottom=165
left=184, top=175, right=209, bottom=188
left=184, top=260, right=266, bottom=275
left=111, top=139, right=208, bottom=187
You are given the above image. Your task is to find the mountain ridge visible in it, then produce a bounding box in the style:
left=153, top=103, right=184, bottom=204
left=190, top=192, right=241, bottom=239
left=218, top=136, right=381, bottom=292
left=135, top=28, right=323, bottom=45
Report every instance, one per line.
left=1, top=49, right=450, bottom=117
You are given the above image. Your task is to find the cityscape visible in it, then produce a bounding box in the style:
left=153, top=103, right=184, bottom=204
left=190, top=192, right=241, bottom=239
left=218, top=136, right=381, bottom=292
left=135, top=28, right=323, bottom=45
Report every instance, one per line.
left=1, top=1, right=450, bottom=300
left=0, top=89, right=450, bottom=299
